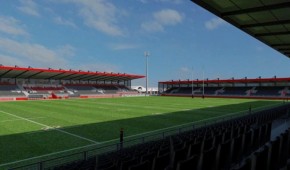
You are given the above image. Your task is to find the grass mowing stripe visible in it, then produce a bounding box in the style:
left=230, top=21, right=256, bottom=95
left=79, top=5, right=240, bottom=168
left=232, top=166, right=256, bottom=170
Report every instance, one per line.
left=79, top=101, right=181, bottom=111
left=66, top=99, right=192, bottom=111
left=0, top=110, right=99, bottom=144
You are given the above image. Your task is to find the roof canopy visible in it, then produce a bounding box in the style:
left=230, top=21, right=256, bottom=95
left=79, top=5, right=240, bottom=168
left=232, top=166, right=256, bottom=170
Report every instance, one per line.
left=191, top=0, right=290, bottom=58
left=159, top=77, right=290, bottom=85
left=0, top=65, right=144, bottom=81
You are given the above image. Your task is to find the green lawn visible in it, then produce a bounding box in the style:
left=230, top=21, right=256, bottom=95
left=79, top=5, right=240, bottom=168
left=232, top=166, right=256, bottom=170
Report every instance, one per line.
left=0, top=96, right=281, bottom=169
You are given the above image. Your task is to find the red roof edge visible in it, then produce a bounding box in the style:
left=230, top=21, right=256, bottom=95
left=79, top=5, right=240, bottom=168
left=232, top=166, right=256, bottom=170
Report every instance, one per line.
left=159, top=77, right=290, bottom=84
left=0, top=65, right=145, bottom=79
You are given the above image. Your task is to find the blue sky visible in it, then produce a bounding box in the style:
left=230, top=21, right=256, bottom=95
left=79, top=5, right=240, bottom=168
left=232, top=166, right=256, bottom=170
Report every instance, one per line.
left=0, top=0, right=289, bottom=87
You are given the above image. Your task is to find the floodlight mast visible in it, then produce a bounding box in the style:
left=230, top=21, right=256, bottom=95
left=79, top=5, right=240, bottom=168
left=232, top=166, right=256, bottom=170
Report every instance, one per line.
left=202, top=68, right=205, bottom=97
left=191, top=67, right=194, bottom=98
left=144, top=51, right=150, bottom=96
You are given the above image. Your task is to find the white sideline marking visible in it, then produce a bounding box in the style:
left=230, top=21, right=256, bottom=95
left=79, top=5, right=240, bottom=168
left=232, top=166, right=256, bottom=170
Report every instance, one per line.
left=0, top=117, right=46, bottom=123
left=0, top=110, right=99, bottom=144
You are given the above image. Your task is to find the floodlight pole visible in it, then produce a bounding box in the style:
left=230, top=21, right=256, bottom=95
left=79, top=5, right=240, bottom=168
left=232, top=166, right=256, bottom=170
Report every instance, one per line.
left=191, top=67, right=194, bottom=98
left=144, top=51, right=150, bottom=96
left=202, top=69, right=205, bottom=97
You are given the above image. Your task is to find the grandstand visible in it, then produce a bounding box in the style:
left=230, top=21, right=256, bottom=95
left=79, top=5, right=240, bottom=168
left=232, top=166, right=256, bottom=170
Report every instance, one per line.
left=0, top=65, right=144, bottom=101
left=159, top=77, right=290, bottom=100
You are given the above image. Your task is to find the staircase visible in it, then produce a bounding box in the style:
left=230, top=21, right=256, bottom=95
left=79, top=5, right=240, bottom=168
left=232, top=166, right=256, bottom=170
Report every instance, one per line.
left=17, top=84, right=29, bottom=96
left=215, top=87, right=225, bottom=95
left=246, top=87, right=257, bottom=96
left=280, top=87, right=289, bottom=97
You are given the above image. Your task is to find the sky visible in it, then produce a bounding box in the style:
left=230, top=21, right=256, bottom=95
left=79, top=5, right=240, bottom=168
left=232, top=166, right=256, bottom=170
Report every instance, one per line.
left=0, top=0, right=289, bottom=87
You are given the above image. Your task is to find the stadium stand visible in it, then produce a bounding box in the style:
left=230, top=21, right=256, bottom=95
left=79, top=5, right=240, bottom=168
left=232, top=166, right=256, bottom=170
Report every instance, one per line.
left=194, top=87, right=222, bottom=95
left=23, top=85, right=66, bottom=98
left=160, top=77, right=290, bottom=99
left=254, top=86, right=284, bottom=97
left=221, top=87, right=251, bottom=96
left=0, top=65, right=144, bottom=100
left=0, top=82, right=139, bottom=100
left=0, top=83, right=24, bottom=97
left=163, top=86, right=290, bottom=99
left=64, top=84, right=103, bottom=96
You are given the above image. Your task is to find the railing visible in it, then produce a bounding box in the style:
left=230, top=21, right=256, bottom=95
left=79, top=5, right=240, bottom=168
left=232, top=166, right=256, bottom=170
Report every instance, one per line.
left=3, top=102, right=289, bottom=170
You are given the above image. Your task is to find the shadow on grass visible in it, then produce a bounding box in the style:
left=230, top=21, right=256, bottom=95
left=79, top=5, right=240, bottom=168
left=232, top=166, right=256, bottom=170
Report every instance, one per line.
left=0, top=100, right=284, bottom=169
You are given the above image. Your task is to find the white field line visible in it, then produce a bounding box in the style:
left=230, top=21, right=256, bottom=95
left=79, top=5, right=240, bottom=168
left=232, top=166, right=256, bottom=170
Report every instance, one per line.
left=0, top=117, right=46, bottom=123
left=0, top=102, right=282, bottom=168
left=0, top=110, right=99, bottom=144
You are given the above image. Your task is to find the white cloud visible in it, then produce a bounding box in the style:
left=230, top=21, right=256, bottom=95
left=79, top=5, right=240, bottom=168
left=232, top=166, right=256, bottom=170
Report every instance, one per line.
left=111, top=43, right=139, bottom=50
left=142, top=9, right=183, bottom=32
left=57, top=44, right=76, bottom=57
left=154, top=9, right=183, bottom=25
left=17, top=0, right=40, bottom=17
left=77, top=63, right=120, bottom=73
left=53, top=17, right=77, bottom=28
left=59, top=0, right=124, bottom=36
left=0, top=54, right=27, bottom=66
left=141, top=21, right=164, bottom=32
left=205, top=18, right=226, bottom=30
left=0, top=16, right=28, bottom=36
left=0, top=38, right=74, bottom=68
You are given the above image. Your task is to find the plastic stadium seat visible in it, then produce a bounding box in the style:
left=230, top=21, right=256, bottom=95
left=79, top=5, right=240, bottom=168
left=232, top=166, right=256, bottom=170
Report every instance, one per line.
left=202, top=137, right=214, bottom=151
left=243, top=130, right=254, bottom=155
left=269, top=136, right=282, bottom=170
left=254, top=145, right=270, bottom=170
left=172, top=146, right=190, bottom=169
left=214, top=134, right=223, bottom=146
left=140, top=152, right=156, bottom=169
left=188, top=142, right=203, bottom=157
left=222, top=130, right=232, bottom=143
left=199, top=147, right=218, bottom=170
left=176, top=155, right=199, bottom=170
left=231, top=156, right=254, bottom=170
left=279, top=130, right=290, bottom=168
left=128, top=160, right=150, bottom=170
left=232, top=135, right=244, bottom=163
left=252, top=127, right=261, bottom=150
left=216, top=140, right=233, bottom=170
left=152, top=153, right=170, bottom=170
left=119, top=158, right=139, bottom=170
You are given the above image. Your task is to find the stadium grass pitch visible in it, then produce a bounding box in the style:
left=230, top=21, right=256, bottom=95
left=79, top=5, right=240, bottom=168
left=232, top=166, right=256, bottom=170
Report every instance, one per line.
left=0, top=96, right=281, bottom=167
